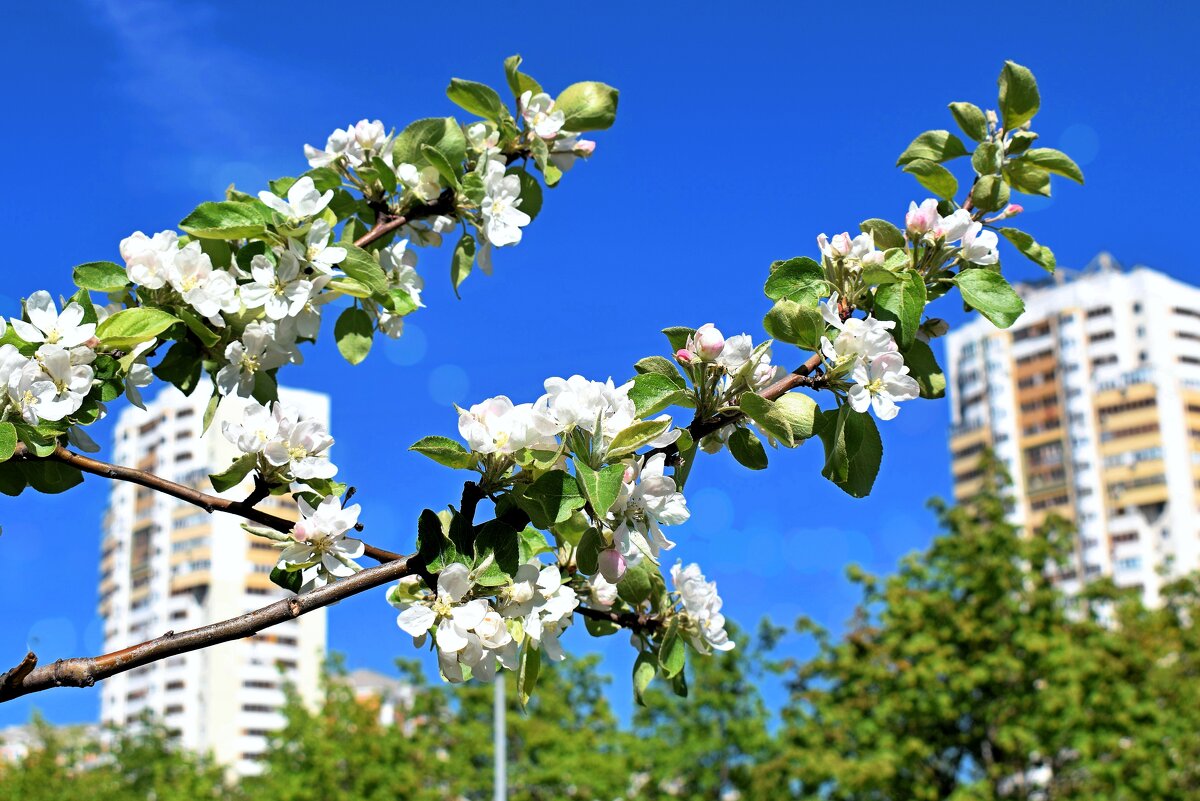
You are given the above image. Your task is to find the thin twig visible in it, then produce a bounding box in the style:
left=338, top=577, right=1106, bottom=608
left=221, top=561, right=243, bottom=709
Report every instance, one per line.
left=575, top=605, right=661, bottom=633
left=13, top=444, right=403, bottom=564
left=0, top=555, right=418, bottom=702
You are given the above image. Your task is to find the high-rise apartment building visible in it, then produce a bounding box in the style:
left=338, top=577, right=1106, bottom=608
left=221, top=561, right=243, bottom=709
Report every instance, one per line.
left=98, top=385, right=328, bottom=775
left=946, top=258, right=1200, bottom=603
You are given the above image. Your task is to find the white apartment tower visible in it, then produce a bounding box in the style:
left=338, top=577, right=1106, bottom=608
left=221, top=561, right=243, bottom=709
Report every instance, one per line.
left=98, top=385, right=328, bottom=774
left=945, top=258, right=1200, bottom=604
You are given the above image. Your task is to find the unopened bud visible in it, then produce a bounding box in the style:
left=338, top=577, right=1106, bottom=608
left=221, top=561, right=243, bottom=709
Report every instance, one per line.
left=598, top=548, right=627, bottom=583
left=675, top=348, right=696, bottom=365
left=1005, top=203, right=1023, bottom=217
left=690, top=323, right=725, bottom=361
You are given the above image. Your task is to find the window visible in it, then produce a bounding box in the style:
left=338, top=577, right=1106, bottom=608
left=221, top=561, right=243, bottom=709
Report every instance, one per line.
left=1174, top=307, right=1200, bottom=319
left=177, top=408, right=194, bottom=419
left=1116, top=557, right=1142, bottom=571
left=1088, top=330, right=1115, bottom=344
left=1087, top=306, right=1112, bottom=319
left=1111, top=531, right=1139, bottom=544
left=244, top=680, right=277, bottom=690
left=165, top=705, right=184, bottom=716
left=1091, top=354, right=1118, bottom=369
left=166, top=680, right=185, bottom=691
left=242, top=704, right=274, bottom=714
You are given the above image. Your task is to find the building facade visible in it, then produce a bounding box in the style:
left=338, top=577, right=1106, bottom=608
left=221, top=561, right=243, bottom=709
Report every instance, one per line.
left=98, top=385, right=328, bottom=775
left=946, top=258, right=1200, bottom=603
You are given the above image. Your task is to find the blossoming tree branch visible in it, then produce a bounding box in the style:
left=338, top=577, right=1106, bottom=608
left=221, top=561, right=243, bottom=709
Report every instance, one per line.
left=0, top=58, right=1081, bottom=704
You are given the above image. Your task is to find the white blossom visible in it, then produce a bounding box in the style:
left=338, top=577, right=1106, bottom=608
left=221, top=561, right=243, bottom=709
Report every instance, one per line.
left=396, top=163, right=441, bottom=203
left=466, top=123, right=501, bottom=157
left=609, top=453, right=687, bottom=563
left=123, top=340, right=156, bottom=409
left=819, top=292, right=898, bottom=367
left=304, top=126, right=364, bottom=168
left=549, top=134, right=595, bottom=172
left=671, top=562, right=735, bottom=653
left=532, top=375, right=635, bottom=444
left=239, top=252, right=314, bottom=320
left=519, top=91, right=566, bottom=140
left=119, top=230, right=178, bottom=289
left=262, top=404, right=337, bottom=480
left=166, top=243, right=239, bottom=323
left=390, top=564, right=498, bottom=669
left=457, top=396, right=552, bottom=455
left=11, top=291, right=95, bottom=348
left=258, top=176, right=333, bottom=220
left=279, top=496, right=364, bottom=591
left=499, top=563, right=577, bottom=661
left=480, top=159, right=531, bottom=247
left=587, top=570, right=620, bottom=609
left=847, top=352, right=920, bottom=421
left=960, top=221, right=1000, bottom=265
left=288, top=219, right=347, bottom=274
left=380, top=240, right=424, bottom=308
left=216, top=321, right=290, bottom=397
left=8, top=345, right=94, bottom=424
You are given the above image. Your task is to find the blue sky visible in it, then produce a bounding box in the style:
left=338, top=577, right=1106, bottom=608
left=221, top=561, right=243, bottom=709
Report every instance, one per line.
left=1, top=0, right=1197, bottom=726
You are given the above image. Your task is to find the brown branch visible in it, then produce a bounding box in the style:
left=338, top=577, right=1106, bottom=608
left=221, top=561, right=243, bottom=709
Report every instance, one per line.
left=14, top=444, right=403, bottom=564
left=575, top=605, right=662, bottom=633
left=0, top=554, right=417, bottom=702
left=353, top=190, right=457, bottom=250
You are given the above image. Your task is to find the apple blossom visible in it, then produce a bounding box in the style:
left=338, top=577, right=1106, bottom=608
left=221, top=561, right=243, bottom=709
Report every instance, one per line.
left=457, top=395, right=551, bottom=456
left=263, top=407, right=337, bottom=480
left=304, top=125, right=364, bottom=168
left=166, top=243, right=239, bottom=323
left=258, top=176, right=333, bottom=220
left=389, top=564, right=499, bottom=674
left=819, top=292, right=899, bottom=367
left=11, top=291, right=95, bottom=348
left=519, top=91, right=566, bottom=139
left=119, top=229, right=179, bottom=289
left=847, top=351, right=920, bottom=421
left=598, top=548, right=627, bottom=583
left=671, top=562, right=735, bottom=653
left=960, top=221, right=1000, bottom=265
left=123, top=340, right=157, bottom=410
left=466, top=122, right=501, bottom=156
left=396, top=163, right=442, bottom=203
left=216, top=321, right=290, bottom=398
left=549, top=134, right=596, bottom=172
left=905, top=198, right=940, bottom=236
left=480, top=159, right=531, bottom=248
left=380, top=240, right=424, bottom=308
left=288, top=219, right=347, bottom=274
left=239, top=252, right=314, bottom=320
left=689, top=323, right=725, bottom=361
left=609, top=453, right=688, bottom=563
left=279, top=496, right=364, bottom=592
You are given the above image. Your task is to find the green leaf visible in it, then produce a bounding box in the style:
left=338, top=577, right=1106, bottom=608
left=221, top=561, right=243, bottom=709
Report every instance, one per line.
left=815, top=406, right=883, bottom=498
left=999, top=228, right=1056, bottom=273
left=96, top=307, right=180, bottom=351
left=518, top=526, right=553, bottom=564
left=209, top=453, right=256, bottom=493
left=872, top=271, right=927, bottom=350
left=152, top=339, right=202, bottom=395
left=72, top=261, right=128, bottom=293
left=1022, top=148, right=1084, bottom=184
left=576, top=527, right=602, bottom=575
left=617, top=559, right=655, bottom=606
left=409, top=436, right=476, bottom=469
left=518, top=641, right=541, bottom=707
left=451, top=234, right=475, bottom=296
left=954, top=269, right=1025, bottom=328
left=339, top=245, right=389, bottom=296
left=179, top=201, right=268, bottom=239
left=763, top=299, right=825, bottom=352
left=902, top=340, right=946, bottom=399
left=518, top=470, right=586, bottom=529
left=858, top=219, right=905, bottom=251
left=971, top=175, right=1010, bottom=212
left=574, top=460, right=625, bottom=516
left=661, top=326, right=695, bottom=353
left=660, top=621, right=687, bottom=678
left=1004, top=160, right=1051, bottom=197
left=764, top=257, right=825, bottom=306
left=509, top=168, right=542, bottom=221
left=421, top=144, right=459, bottom=188
left=998, top=60, right=1039, bottom=130
left=633, top=356, right=685, bottom=387
left=504, top=54, right=542, bottom=99
left=728, top=427, right=768, bottom=470
left=393, top=117, right=467, bottom=173
left=633, top=652, right=656, bottom=706
left=739, top=392, right=817, bottom=448
left=896, top=130, right=969, bottom=166
left=175, top=306, right=220, bottom=348
left=334, top=307, right=373, bottom=365
left=473, top=520, right=520, bottom=586
left=446, top=78, right=506, bottom=122
left=20, top=462, right=82, bottom=494
left=416, top=509, right=447, bottom=566
left=948, top=101, right=988, bottom=142
left=529, top=136, right=562, bottom=186
left=269, top=566, right=304, bottom=594
left=972, top=141, right=1003, bottom=176
left=606, top=418, right=673, bottom=461
left=0, top=422, right=17, bottom=463
left=585, top=615, right=620, bottom=637
left=902, top=158, right=958, bottom=200
left=555, top=81, right=619, bottom=131
left=1007, top=130, right=1039, bottom=155
left=628, top=373, right=688, bottom=418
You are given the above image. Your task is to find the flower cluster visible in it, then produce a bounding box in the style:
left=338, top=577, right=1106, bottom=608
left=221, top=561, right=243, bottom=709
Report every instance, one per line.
left=905, top=198, right=999, bottom=265
left=2, top=292, right=100, bottom=437
left=817, top=231, right=884, bottom=270
left=601, top=453, right=689, bottom=581
left=277, top=496, right=364, bottom=593
left=222, top=399, right=337, bottom=483
left=819, top=293, right=919, bottom=421
left=670, top=562, right=734, bottom=653
left=389, top=561, right=579, bottom=683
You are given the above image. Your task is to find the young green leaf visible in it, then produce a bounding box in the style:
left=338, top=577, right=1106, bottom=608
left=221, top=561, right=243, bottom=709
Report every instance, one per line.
left=180, top=201, right=269, bottom=239
left=948, top=101, right=988, bottom=142
left=451, top=234, right=475, bottom=296
left=628, top=373, right=688, bottom=418
left=902, top=340, right=946, bottom=399
left=728, top=427, right=768, bottom=470
left=902, top=158, right=958, bottom=200
left=954, top=269, right=1025, bottom=328
left=504, top=54, right=543, bottom=99
left=815, top=405, right=883, bottom=498
left=555, top=81, right=619, bottom=131
left=970, top=175, right=1011, bottom=212
left=872, top=271, right=927, bottom=350
left=1022, top=148, right=1084, bottom=184
left=574, top=460, right=625, bottom=516
left=334, top=307, right=373, bottom=365
left=998, top=60, right=1040, bottom=130
left=517, top=469, right=587, bottom=529
left=858, top=219, right=906, bottom=251
left=209, top=453, right=257, bottom=494
left=896, top=130, right=969, bottom=166
left=409, top=436, right=476, bottom=469
left=339, top=245, right=389, bottom=296
left=764, top=257, right=826, bottom=306
left=446, top=78, right=506, bottom=122
left=763, top=299, right=825, bottom=352
left=999, top=228, right=1056, bottom=273
left=72, top=261, right=129, bottom=293
left=96, top=308, right=180, bottom=351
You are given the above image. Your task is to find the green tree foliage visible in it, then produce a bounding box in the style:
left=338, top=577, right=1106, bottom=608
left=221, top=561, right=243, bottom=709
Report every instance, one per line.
left=756, top=463, right=1200, bottom=800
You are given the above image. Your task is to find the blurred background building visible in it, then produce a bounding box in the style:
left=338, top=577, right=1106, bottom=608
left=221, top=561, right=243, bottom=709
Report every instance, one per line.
left=97, top=385, right=329, bottom=775
left=946, top=256, right=1200, bottom=603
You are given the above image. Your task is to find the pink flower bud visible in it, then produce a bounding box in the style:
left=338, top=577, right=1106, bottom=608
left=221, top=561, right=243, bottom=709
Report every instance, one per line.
left=830, top=232, right=853, bottom=257
left=574, top=139, right=596, bottom=156
left=675, top=348, right=696, bottom=365
left=690, top=323, right=725, bottom=361
left=1005, top=204, right=1023, bottom=217
left=598, top=548, right=627, bottom=583
left=905, top=199, right=939, bottom=236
